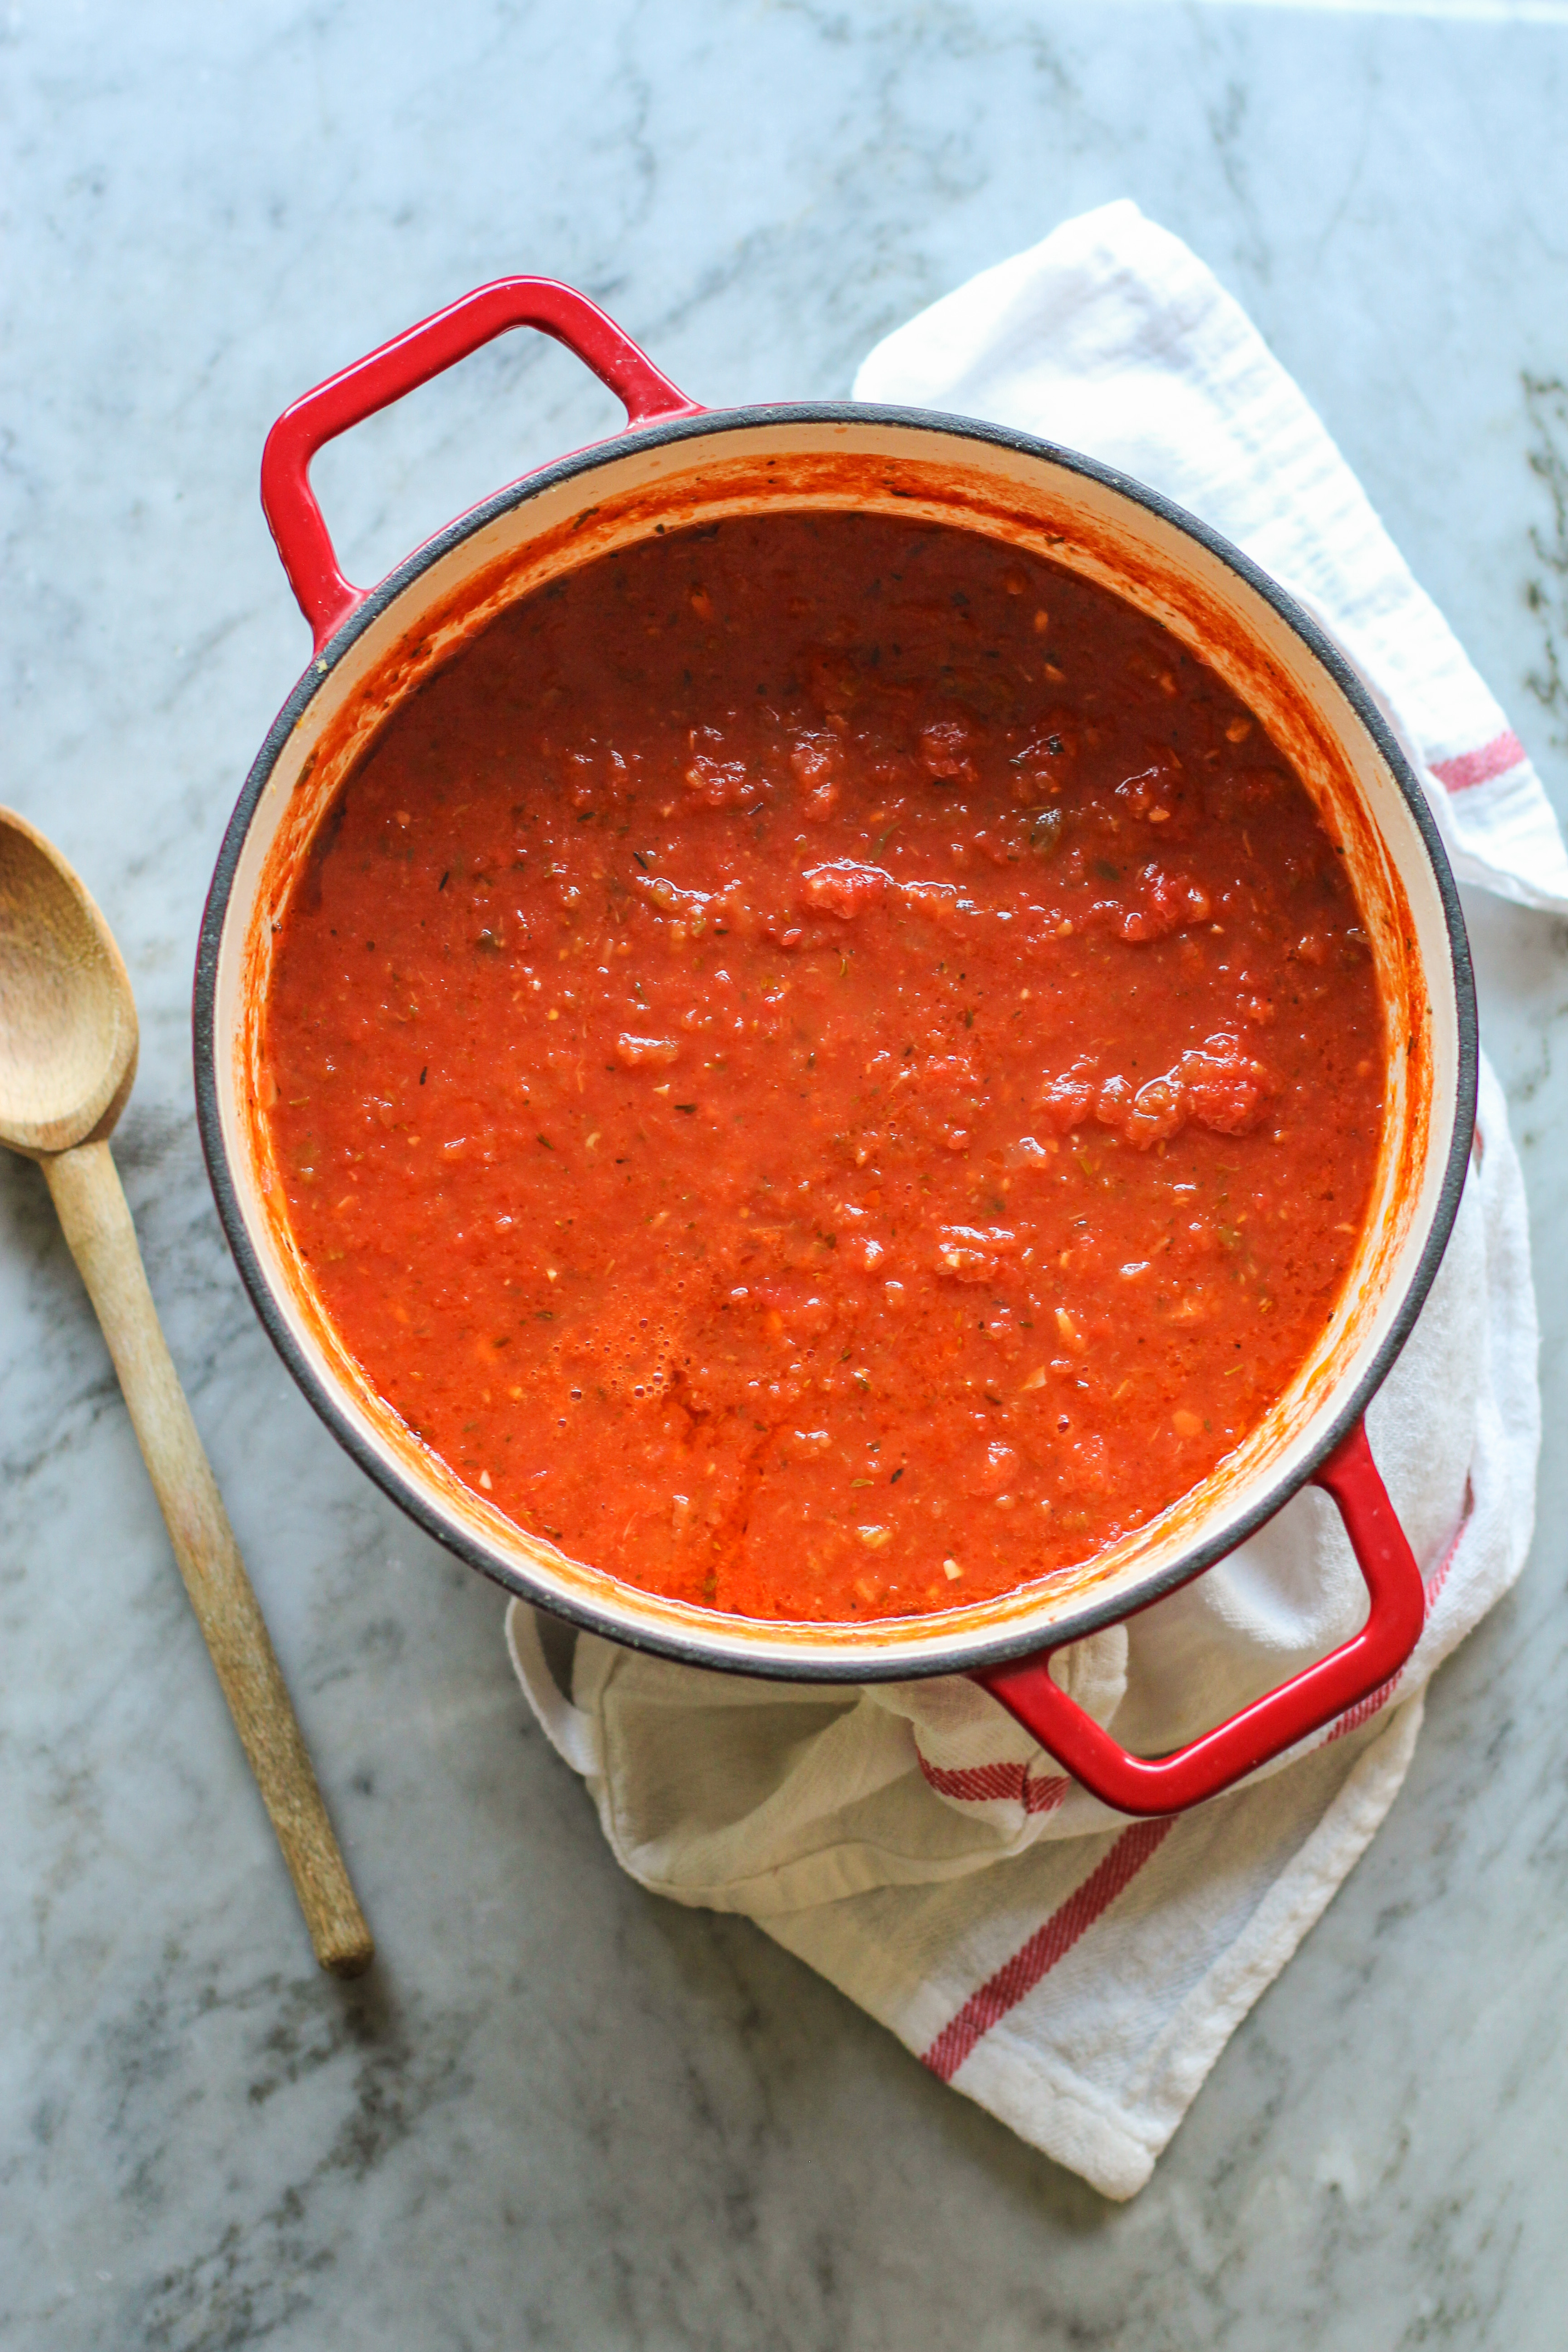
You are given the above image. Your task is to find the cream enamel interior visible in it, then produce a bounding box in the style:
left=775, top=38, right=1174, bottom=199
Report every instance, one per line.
left=209, top=414, right=1461, bottom=1676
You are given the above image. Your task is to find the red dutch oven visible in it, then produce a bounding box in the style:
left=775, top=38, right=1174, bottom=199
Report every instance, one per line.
left=194, top=279, right=1477, bottom=1817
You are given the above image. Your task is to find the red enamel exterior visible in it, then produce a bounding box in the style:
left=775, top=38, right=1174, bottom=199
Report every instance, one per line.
left=242, top=278, right=1444, bottom=1816
left=260, top=276, right=701, bottom=652
left=978, top=1419, right=1426, bottom=1814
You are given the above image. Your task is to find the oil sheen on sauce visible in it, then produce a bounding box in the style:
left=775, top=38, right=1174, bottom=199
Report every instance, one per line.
left=261, top=512, right=1385, bottom=1622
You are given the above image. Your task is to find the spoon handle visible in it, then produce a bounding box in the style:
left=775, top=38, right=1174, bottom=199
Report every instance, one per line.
left=43, top=1138, right=374, bottom=1979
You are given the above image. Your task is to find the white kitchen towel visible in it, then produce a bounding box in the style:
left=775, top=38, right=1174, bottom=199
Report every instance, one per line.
left=506, top=203, right=1551, bottom=2200
left=854, top=199, right=1568, bottom=917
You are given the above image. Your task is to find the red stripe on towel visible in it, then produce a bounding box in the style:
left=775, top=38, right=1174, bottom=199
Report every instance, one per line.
left=921, top=1818, right=1173, bottom=2082
left=1429, top=730, right=1525, bottom=792
left=918, top=1753, right=1072, bottom=1816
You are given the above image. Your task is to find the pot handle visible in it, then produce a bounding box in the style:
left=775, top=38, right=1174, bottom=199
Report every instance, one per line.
left=260, top=277, right=701, bottom=653
left=975, top=1419, right=1426, bottom=1818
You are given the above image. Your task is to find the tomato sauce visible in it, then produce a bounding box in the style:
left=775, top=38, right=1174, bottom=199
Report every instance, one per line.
left=262, top=512, right=1384, bottom=1622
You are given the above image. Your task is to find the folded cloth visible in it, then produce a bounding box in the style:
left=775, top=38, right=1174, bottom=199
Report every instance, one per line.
left=506, top=202, right=1553, bottom=2200
left=853, top=199, right=1568, bottom=916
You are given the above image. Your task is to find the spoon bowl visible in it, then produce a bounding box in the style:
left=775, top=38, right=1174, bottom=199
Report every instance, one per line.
left=0, top=808, right=137, bottom=1155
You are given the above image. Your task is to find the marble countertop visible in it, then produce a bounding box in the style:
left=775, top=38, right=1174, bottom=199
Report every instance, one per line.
left=5, top=2, right=1567, bottom=2343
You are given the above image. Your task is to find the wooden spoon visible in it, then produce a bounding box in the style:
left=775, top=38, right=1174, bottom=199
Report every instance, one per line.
left=0, top=806, right=373, bottom=1977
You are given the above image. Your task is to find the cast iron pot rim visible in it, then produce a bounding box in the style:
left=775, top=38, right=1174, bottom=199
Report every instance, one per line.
left=194, top=399, right=1479, bottom=1683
